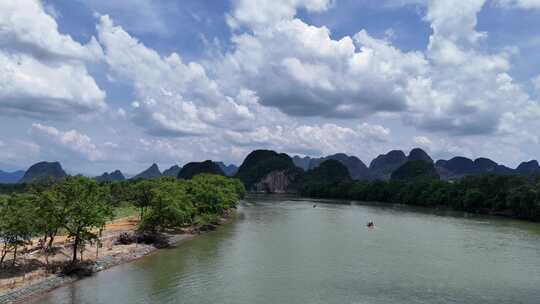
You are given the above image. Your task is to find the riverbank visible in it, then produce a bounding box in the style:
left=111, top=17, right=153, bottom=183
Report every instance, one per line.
left=0, top=209, right=236, bottom=304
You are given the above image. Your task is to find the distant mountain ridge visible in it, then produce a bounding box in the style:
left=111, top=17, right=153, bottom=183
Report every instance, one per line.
left=391, top=160, right=439, bottom=181
left=0, top=170, right=25, bottom=184
left=293, top=153, right=370, bottom=180
left=3, top=150, right=538, bottom=187
left=178, top=160, right=225, bottom=179
left=294, top=147, right=538, bottom=183
left=132, top=163, right=162, bottom=179
left=95, top=170, right=125, bottom=182
left=162, top=165, right=181, bottom=177
left=369, top=150, right=408, bottom=180
left=215, top=162, right=238, bottom=176
left=295, top=160, right=352, bottom=196
left=436, top=157, right=516, bottom=180
left=516, top=160, right=540, bottom=175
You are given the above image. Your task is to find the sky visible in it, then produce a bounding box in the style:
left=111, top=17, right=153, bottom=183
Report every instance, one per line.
left=1, top=0, right=540, bottom=175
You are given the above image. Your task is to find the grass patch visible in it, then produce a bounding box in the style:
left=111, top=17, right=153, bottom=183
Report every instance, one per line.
left=113, top=205, right=138, bottom=220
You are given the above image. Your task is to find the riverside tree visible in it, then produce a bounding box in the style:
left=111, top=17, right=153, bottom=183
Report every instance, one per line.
left=131, top=179, right=157, bottom=220
left=137, top=175, right=245, bottom=233
left=186, top=174, right=244, bottom=215
left=138, top=178, right=195, bottom=233
left=50, top=176, right=113, bottom=263
left=301, top=173, right=540, bottom=222
left=33, top=187, right=67, bottom=264
left=0, top=194, right=36, bottom=267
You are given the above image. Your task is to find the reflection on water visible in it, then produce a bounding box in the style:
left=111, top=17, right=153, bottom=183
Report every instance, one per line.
left=31, top=196, right=540, bottom=304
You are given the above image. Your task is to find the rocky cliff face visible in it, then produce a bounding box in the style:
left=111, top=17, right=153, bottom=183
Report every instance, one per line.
left=235, top=150, right=299, bottom=191
left=19, top=161, right=67, bottom=183
left=253, top=170, right=298, bottom=193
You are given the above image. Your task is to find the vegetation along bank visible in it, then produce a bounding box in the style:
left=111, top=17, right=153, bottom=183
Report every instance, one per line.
left=0, top=174, right=245, bottom=303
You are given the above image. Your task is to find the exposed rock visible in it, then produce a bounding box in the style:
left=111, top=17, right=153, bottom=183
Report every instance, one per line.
left=253, top=169, right=301, bottom=193
left=178, top=160, right=225, bottom=179
left=19, top=161, right=67, bottom=183
left=235, top=150, right=300, bottom=191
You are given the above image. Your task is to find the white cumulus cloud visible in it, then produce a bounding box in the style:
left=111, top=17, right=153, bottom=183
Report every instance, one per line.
left=0, top=0, right=106, bottom=119
left=31, top=123, right=104, bottom=161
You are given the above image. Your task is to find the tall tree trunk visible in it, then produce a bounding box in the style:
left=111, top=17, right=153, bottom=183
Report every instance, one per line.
left=0, top=246, right=7, bottom=265
left=47, top=234, right=55, bottom=250
left=12, top=245, right=17, bottom=267
left=72, top=235, right=79, bottom=263
left=41, top=234, right=48, bottom=249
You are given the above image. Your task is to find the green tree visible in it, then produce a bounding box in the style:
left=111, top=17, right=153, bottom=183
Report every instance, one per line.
left=0, top=194, right=37, bottom=267
left=139, top=180, right=195, bottom=232
left=186, top=174, right=242, bottom=215
left=130, top=179, right=157, bottom=220
left=33, top=188, right=67, bottom=263
left=51, top=177, right=113, bottom=263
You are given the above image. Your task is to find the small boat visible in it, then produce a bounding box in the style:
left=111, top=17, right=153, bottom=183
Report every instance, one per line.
left=367, top=221, right=374, bottom=228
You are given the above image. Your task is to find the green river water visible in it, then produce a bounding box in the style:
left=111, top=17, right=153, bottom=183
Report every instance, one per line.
left=31, top=195, right=540, bottom=304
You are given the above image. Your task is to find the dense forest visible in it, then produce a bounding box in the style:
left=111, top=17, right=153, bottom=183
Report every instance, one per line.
left=301, top=173, right=540, bottom=222
left=0, top=174, right=245, bottom=268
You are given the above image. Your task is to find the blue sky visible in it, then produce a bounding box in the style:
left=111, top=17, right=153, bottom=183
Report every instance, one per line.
left=1, top=0, right=540, bottom=175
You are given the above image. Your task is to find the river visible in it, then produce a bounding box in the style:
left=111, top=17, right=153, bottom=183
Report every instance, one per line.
left=30, top=195, right=540, bottom=304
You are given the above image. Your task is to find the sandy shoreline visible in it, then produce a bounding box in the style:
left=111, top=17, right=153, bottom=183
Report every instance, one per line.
left=0, top=210, right=235, bottom=304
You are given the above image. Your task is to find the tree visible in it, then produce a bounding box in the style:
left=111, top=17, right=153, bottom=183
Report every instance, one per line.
left=0, top=194, right=36, bottom=267
left=33, top=188, right=66, bottom=264
left=51, top=177, right=113, bottom=263
left=130, top=179, right=157, bottom=220
left=186, top=174, right=242, bottom=215
left=139, top=179, right=195, bottom=233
